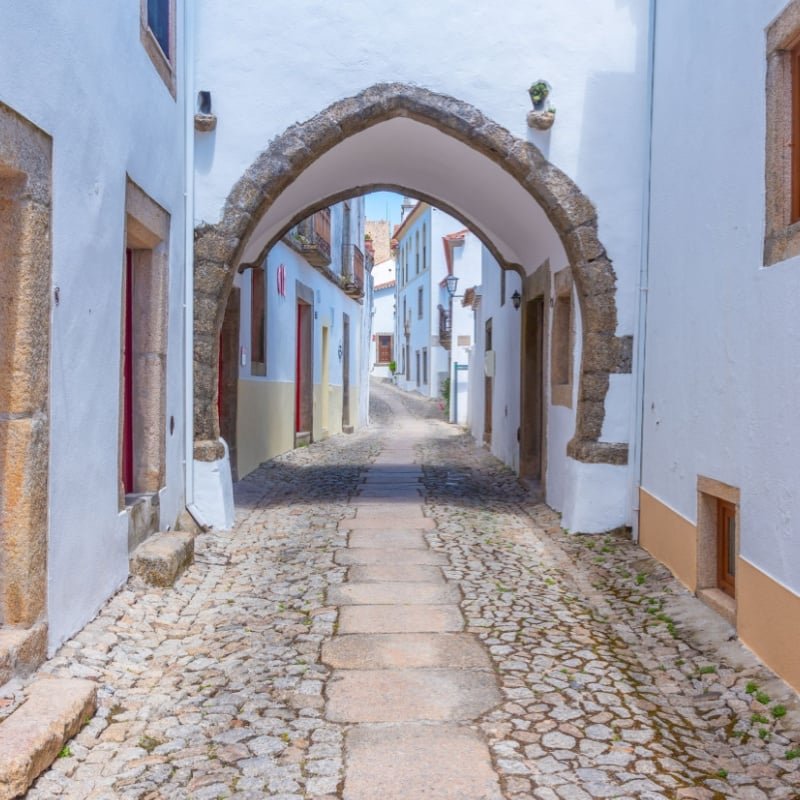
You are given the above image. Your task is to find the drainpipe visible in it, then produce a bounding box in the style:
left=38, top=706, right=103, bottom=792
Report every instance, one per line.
left=631, top=0, right=657, bottom=543
left=181, top=0, right=206, bottom=526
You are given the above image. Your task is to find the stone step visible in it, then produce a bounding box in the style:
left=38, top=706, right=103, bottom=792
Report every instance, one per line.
left=130, top=531, right=194, bottom=587
left=338, top=604, right=463, bottom=634
left=327, top=668, right=500, bottom=722
left=322, top=633, right=492, bottom=670
left=339, top=515, right=436, bottom=531
left=354, top=505, right=424, bottom=518
left=0, top=624, right=47, bottom=687
left=328, top=582, right=460, bottom=606
left=343, top=723, right=503, bottom=800
left=0, top=677, right=97, bottom=800
left=335, top=548, right=448, bottom=566
left=348, top=531, right=428, bottom=549
left=348, top=564, right=444, bottom=583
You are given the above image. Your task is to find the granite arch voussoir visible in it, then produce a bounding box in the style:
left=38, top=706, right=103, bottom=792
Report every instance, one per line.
left=193, top=83, right=630, bottom=465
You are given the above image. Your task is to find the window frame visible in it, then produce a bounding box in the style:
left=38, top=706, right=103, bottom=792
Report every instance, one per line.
left=140, top=0, right=177, bottom=99
left=765, top=3, right=800, bottom=264
left=376, top=333, right=394, bottom=365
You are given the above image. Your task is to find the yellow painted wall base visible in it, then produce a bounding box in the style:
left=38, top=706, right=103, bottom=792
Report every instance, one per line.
left=313, top=384, right=343, bottom=441
left=738, top=558, right=800, bottom=693
left=639, top=488, right=697, bottom=591
left=236, top=380, right=295, bottom=478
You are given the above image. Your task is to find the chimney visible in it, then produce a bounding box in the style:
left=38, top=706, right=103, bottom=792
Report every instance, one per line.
left=400, top=196, right=416, bottom=222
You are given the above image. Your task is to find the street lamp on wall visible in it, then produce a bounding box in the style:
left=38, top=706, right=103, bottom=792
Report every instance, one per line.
left=511, top=290, right=522, bottom=310
left=445, top=274, right=459, bottom=298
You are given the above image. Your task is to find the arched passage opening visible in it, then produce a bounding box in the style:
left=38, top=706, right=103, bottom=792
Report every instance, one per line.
left=193, top=83, right=632, bottom=529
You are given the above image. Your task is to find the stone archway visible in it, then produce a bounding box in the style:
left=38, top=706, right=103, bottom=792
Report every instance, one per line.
left=193, top=83, right=630, bottom=468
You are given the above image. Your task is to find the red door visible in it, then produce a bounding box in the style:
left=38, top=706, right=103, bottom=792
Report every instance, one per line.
left=295, top=303, right=302, bottom=432
left=122, top=249, right=134, bottom=493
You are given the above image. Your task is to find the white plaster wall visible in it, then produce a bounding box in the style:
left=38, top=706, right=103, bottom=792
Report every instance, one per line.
left=546, top=285, right=582, bottom=513
left=194, top=0, right=649, bottom=343
left=370, top=258, right=396, bottom=379
left=478, top=250, right=524, bottom=471
left=0, top=3, right=188, bottom=650
left=236, top=201, right=367, bottom=472
left=395, top=207, right=433, bottom=395
left=642, top=0, right=800, bottom=594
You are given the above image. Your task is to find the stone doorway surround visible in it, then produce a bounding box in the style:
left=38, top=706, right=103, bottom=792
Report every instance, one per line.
left=192, top=83, right=631, bottom=470
left=0, top=101, right=52, bottom=678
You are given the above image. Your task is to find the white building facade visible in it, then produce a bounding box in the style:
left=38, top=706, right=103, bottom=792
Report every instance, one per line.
left=369, top=256, right=396, bottom=380
left=222, top=200, right=370, bottom=479
left=0, top=0, right=190, bottom=662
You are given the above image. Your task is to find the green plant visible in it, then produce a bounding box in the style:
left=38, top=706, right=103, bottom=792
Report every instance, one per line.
left=528, top=81, right=550, bottom=105
left=635, top=573, right=646, bottom=585
left=759, top=728, right=770, bottom=740
left=698, top=665, right=717, bottom=675
left=715, top=768, right=728, bottom=779
left=745, top=681, right=759, bottom=695
left=772, top=704, right=787, bottom=719
left=57, top=745, right=72, bottom=759
left=751, top=713, right=769, bottom=725
left=440, top=376, right=450, bottom=405
left=755, top=691, right=771, bottom=705
left=785, top=747, right=800, bottom=760
left=388, top=360, right=397, bottom=375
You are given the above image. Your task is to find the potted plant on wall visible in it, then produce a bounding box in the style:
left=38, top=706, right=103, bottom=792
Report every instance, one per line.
left=528, top=81, right=550, bottom=110
left=527, top=80, right=556, bottom=131
left=389, top=360, right=397, bottom=383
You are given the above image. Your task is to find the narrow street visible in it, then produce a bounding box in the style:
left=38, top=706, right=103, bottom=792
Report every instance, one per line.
left=25, top=382, right=800, bottom=799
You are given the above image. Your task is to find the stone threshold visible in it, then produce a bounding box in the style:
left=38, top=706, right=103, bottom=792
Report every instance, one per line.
left=0, top=677, right=96, bottom=800
left=0, top=624, right=47, bottom=689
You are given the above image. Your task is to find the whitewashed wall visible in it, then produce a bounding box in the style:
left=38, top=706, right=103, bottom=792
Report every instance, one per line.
left=395, top=207, right=432, bottom=395
left=642, top=0, right=800, bottom=594
left=0, top=2, right=188, bottom=650
left=370, top=258, right=396, bottom=380
left=236, top=200, right=367, bottom=475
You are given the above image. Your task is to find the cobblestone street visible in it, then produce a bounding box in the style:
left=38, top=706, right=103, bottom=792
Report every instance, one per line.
left=21, top=382, right=800, bottom=799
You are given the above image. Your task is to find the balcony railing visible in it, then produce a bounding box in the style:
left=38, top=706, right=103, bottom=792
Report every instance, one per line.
left=287, top=208, right=331, bottom=267
left=341, top=242, right=365, bottom=298
left=438, top=304, right=452, bottom=350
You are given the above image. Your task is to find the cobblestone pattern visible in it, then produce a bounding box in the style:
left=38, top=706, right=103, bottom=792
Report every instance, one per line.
left=13, top=384, right=800, bottom=799
left=23, top=427, right=382, bottom=800
left=418, top=424, right=800, bottom=800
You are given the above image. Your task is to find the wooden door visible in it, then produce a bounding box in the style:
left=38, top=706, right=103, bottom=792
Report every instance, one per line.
left=717, top=499, right=736, bottom=597
left=520, top=297, right=544, bottom=482
left=122, top=249, right=134, bottom=493
left=342, top=314, right=350, bottom=427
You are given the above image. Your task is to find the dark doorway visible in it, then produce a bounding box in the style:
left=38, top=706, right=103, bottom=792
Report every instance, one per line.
left=520, top=297, right=544, bottom=484
left=295, top=297, right=313, bottom=444
left=483, top=318, right=493, bottom=445
left=218, top=287, right=240, bottom=479
left=342, top=313, right=351, bottom=429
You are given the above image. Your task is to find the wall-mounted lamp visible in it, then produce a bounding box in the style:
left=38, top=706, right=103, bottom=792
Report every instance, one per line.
left=195, top=90, right=217, bottom=132
left=445, top=274, right=462, bottom=298
left=337, top=341, right=344, bottom=361
left=511, top=290, right=522, bottom=310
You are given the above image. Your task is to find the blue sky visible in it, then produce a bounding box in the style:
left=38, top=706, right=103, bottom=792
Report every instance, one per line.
left=364, top=190, right=404, bottom=226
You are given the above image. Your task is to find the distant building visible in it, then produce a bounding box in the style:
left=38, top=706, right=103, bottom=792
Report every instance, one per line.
left=370, top=254, right=396, bottom=380
left=220, top=199, right=370, bottom=479
left=393, top=201, right=481, bottom=401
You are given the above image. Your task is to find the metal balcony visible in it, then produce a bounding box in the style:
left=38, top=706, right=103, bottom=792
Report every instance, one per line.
left=438, top=304, right=452, bottom=350
left=341, top=242, right=365, bottom=299
left=287, top=208, right=331, bottom=267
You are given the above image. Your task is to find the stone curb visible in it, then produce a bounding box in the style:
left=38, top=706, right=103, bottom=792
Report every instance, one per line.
left=0, top=624, right=47, bottom=686
left=0, top=677, right=96, bottom=800
left=129, top=531, right=194, bottom=587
